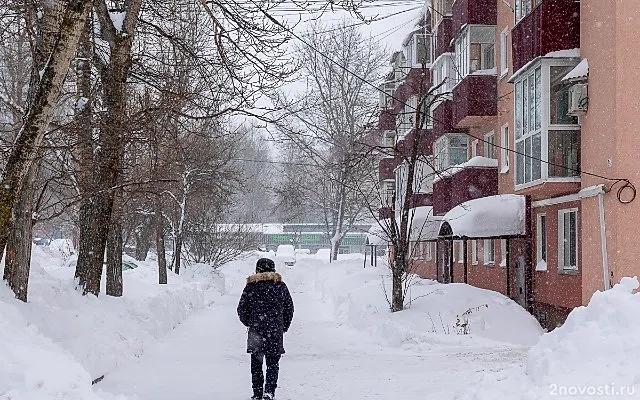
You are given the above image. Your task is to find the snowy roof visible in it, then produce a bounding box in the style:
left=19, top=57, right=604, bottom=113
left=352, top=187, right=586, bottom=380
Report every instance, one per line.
left=366, top=206, right=441, bottom=245
left=509, top=48, right=581, bottom=83
left=433, top=156, right=499, bottom=184
left=562, top=58, right=589, bottom=82
left=408, top=206, right=441, bottom=241
left=439, top=195, right=526, bottom=239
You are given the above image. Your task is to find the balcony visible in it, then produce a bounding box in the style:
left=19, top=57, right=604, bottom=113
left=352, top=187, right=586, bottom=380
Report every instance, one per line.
left=432, top=99, right=467, bottom=139
left=511, top=0, right=580, bottom=73
left=396, top=129, right=434, bottom=158
left=452, top=0, right=497, bottom=36
left=378, top=206, right=394, bottom=220
left=378, top=156, right=403, bottom=181
left=432, top=157, right=498, bottom=215
left=452, top=74, right=497, bottom=128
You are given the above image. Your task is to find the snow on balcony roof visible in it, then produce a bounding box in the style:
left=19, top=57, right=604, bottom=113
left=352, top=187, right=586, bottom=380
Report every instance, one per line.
left=367, top=206, right=441, bottom=245
left=439, top=194, right=526, bottom=239
left=433, top=156, right=499, bottom=184
left=562, top=58, right=589, bottom=82
left=509, top=48, right=581, bottom=83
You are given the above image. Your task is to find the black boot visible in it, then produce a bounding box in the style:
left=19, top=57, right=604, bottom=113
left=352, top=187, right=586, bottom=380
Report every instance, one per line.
left=263, top=393, right=275, bottom=400
left=251, top=388, right=263, bottom=400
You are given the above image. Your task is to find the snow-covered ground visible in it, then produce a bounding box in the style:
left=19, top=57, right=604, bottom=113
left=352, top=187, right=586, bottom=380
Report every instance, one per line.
left=96, top=256, right=541, bottom=399
left=3, top=247, right=639, bottom=399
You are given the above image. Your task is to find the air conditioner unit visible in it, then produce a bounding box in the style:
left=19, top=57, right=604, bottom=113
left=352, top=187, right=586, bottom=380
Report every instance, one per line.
left=568, top=83, right=588, bottom=116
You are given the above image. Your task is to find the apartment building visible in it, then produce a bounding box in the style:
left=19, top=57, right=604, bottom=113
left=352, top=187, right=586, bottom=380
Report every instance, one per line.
left=372, top=0, right=640, bottom=329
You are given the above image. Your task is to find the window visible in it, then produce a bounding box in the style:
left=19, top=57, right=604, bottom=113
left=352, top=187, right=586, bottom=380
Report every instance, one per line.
left=484, top=239, right=495, bottom=265
left=425, top=242, right=434, bottom=261
left=515, top=66, right=542, bottom=185
left=405, top=34, right=432, bottom=68
left=515, top=0, right=540, bottom=22
left=500, top=239, right=507, bottom=267
left=558, top=209, right=578, bottom=271
left=434, top=134, right=469, bottom=171
left=432, top=0, right=453, bottom=28
left=514, top=60, right=582, bottom=188
left=379, top=81, right=395, bottom=110
left=536, top=214, right=547, bottom=271
left=458, top=240, right=464, bottom=263
left=455, top=25, right=496, bottom=79
left=471, top=240, right=478, bottom=265
left=484, top=131, right=496, bottom=159
left=431, top=52, right=456, bottom=94
left=500, top=124, right=509, bottom=173
left=500, top=27, right=509, bottom=76
left=471, top=139, right=478, bottom=157
left=548, top=130, right=580, bottom=177
left=382, top=180, right=395, bottom=206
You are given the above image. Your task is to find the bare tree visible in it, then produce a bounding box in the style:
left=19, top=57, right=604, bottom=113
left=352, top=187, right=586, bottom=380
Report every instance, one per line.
left=275, top=21, right=385, bottom=260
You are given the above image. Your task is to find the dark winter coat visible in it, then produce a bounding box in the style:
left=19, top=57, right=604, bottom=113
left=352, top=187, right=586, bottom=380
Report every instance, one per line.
left=237, top=272, right=294, bottom=355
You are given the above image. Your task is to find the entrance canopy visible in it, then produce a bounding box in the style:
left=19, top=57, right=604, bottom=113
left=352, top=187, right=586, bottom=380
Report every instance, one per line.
left=438, top=194, right=526, bottom=239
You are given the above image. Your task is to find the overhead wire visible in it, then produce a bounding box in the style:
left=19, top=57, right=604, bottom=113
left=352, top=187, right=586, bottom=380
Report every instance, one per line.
left=245, top=0, right=636, bottom=204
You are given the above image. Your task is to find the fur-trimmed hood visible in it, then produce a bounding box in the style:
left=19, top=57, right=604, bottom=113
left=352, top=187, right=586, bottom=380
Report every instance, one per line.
left=247, top=272, right=282, bottom=284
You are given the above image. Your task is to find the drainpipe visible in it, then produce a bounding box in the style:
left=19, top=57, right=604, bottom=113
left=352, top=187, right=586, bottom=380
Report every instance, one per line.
left=598, top=192, right=611, bottom=291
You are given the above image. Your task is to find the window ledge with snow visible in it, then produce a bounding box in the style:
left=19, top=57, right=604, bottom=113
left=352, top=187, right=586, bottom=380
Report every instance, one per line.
left=558, top=268, right=579, bottom=276
left=535, top=260, right=547, bottom=272
left=500, top=259, right=506, bottom=268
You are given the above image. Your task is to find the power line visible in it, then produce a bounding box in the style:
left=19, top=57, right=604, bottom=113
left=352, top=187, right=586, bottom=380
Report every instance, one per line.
left=247, top=0, right=636, bottom=204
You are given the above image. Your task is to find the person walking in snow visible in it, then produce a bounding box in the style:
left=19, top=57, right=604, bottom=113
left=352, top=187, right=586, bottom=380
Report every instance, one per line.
left=237, top=258, right=294, bottom=400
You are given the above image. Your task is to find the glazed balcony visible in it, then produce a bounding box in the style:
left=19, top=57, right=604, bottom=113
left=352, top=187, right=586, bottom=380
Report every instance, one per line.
left=511, top=0, right=580, bottom=73
left=432, top=158, right=498, bottom=215
left=452, top=0, right=497, bottom=36
left=452, top=74, right=498, bottom=128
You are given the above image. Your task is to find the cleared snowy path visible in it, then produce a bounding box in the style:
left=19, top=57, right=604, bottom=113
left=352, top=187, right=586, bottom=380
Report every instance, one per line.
left=99, top=261, right=526, bottom=400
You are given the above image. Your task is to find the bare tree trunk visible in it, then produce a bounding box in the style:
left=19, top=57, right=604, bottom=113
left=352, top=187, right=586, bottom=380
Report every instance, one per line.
left=0, top=1, right=92, bottom=244
left=174, top=236, right=183, bottom=274
left=156, top=200, right=168, bottom=284
left=106, top=192, right=123, bottom=297
left=134, top=218, right=154, bottom=261
left=73, top=19, right=94, bottom=285
left=3, top=166, right=36, bottom=302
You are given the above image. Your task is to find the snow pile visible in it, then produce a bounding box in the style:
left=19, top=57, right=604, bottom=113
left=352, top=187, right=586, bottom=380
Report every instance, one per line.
left=309, top=258, right=542, bottom=349
left=433, top=156, right=498, bottom=184
left=0, top=245, right=225, bottom=396
left=457, top=277, right=640, bottom=399
left=441, top=194, right=526, bottom=238
left=527, top=277, right=640, bottom=389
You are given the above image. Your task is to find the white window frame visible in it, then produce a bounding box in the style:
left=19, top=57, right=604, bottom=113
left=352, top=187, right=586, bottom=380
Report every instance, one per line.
left=434, top=134, right=469, bottom=171
left=471, top=139, right=479, bottom=157
left=514, top=59, right=581, bottom=191
left=483, top=239, right=495, bottom=265
left=536, top=213, right=547, bottom=271
left=515, top=0, right=542, bottom=24
left=426, top=242, right=434, bottom=261
left=500, top=27, right=509, bottom=77
left=471, top=240, right=478, bottom=265
left=484, top=131, right=496, bottom=159
left=500, top=239, right=507, bottom=267
left=458, top=240, right=464, bottom=263
left=454, top=25, right=496, bottom=80
left=500, top=124, right=510, bottom=173
left=558, top=208, right=579, bottom=271
left=430, top=52, right=456, bottom=95
left=431, top=0, right=453, bottom=29
left=405, top=33, right=432, bottom=68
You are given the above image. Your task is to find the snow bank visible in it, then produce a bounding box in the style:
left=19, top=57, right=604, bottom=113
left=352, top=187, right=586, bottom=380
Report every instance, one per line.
left=527, top=277, right=640, bottom=389
left=0, top=245, right=225, bottom=398
left=458, top=277, right=640, bottom=399
left=309, top=259, right=542, bottom=349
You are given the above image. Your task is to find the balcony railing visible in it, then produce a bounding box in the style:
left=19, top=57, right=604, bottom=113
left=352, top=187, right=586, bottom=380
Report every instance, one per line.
left=452, top=0, right=497, bottom=36
left=452, top=74, right=498, bottom=128
left=511, top=0, right=580, bottom=73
